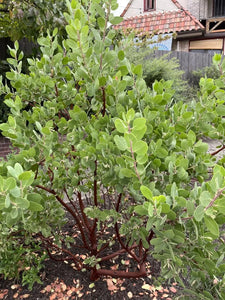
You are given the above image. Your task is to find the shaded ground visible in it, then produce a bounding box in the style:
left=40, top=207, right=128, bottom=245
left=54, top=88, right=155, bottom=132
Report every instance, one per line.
left=0, top=258, right=179, bottom=300
left=205, top=137, right=225, bottom=160
left=0, top=216, right=181, bottom=300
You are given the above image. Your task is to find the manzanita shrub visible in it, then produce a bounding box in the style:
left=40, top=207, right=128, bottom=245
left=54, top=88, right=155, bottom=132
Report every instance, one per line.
left=1, top=0, right=225, bottom=298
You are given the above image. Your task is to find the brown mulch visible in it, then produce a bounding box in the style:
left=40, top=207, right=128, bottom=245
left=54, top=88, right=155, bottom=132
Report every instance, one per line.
left=0, top=215, right=182, bottom=300
left=0, top=260, right=180, bottom=300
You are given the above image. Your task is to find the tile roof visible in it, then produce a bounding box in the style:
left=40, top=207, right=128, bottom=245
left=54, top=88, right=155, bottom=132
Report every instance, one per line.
left=114, top=9, right=204, bottom=35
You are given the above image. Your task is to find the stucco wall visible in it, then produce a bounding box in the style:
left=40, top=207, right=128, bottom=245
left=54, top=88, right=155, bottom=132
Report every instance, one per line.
left=156, top=0, right=178, bottom=12
left=185, top=0, right=211, bottom=20
left=123, top=0, right=211, bottom=20
left=123, top=0, right=179, bottom=18
left=123, top=0, right=143, bottom=17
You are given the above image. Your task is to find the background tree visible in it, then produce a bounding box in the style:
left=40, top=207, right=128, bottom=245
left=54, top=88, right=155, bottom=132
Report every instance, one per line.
left=0, top=0, right=67, bottom=41
left=0, top=0, right=68, bottom=125
left=126, top=44, right=189, bottom=103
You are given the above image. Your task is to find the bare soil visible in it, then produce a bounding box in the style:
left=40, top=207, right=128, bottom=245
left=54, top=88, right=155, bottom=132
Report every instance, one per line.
left=0, top=217, right=181, bottom=300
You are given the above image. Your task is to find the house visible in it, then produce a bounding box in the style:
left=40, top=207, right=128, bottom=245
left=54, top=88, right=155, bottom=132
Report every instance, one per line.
left=114, top=0, right=225, bottom=54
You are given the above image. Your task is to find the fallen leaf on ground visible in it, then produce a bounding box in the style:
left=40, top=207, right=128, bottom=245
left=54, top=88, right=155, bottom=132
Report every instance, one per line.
left=156, top=286, right=164, bottom=293
left=13, top=292, right=19, bottom=299
left=49, top=293, right=57, bottom=300
left=77, top=293, right=84, bottom=298
left=142, top=283, right=151, bottom=290
left=117, top=278, right=124, bottom=286
left=20, top=294, right=30, bottom=299
left=162, top=294, right=169, bottom=298
left=142, top=284, right=155, bottom=291
left=45, top=285, right=52, bottom=293
left=153, top=291, right=158, bottom=297
left=11, top=285, right=20, bottom=290
left=61, top=283, right=67, bottom=292
left=67, top=289, right=74, bottom=296
left=106, top=279, right=118, bottom=291
left=89, top=283, right=95, bottom=289
left=111, top=264, right=119, bottom=270
left=172, top=282, right=177, bottom=286
left=169, top=286, right=177, bottom=293
left=0, top=290, right=8, bottom=299
left=55, top=284, right=62, bottom=293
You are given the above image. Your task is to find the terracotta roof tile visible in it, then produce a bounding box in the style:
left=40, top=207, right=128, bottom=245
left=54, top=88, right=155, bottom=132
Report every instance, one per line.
left=114, top=9, right=204, bottom=35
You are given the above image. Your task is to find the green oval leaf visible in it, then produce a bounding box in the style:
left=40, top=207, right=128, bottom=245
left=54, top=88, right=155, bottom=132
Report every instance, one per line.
left=200, top=191, right=212, bottom=207
left=10, top=207, right=18, bottom=219
left=216, top=104, right=225, bottom=116
left=204, top=215, right=219, bottom=238
left=133, top=140, right=148, bottom=155
left=66, top=25, right=77, bottom=39
left=14, top=197, right=30, bottom=209
left=194, top=205, right=205, bottom=222
left=18, top=171, right=34, bottom=187
left=155, top=147, right=168, bottom=159
left=114, top=135, right=128, bottom=151
left=140, top=185, right=153, bottom=201
left=27, top=193, right=42, bottom=203
left=29, top=201, right=44, bottom=212
left=5, top=177, right=16, bottom=191
left=134, top=205, right=148, bottom=216
left=115, top=119, right=127, bottom=133
left=118, top=50, right=125, bottom=61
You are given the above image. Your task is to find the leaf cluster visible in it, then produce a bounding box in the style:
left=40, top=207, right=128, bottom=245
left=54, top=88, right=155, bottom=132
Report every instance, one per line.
left=0, top=0, right=67, bottom=41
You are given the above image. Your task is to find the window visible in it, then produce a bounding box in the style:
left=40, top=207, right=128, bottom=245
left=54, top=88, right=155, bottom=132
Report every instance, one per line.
left=144, top=0, right=155, bottom=11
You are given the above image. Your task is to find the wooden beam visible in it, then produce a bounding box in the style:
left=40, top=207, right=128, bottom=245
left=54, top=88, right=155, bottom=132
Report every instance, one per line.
left=190, top=39, right=223, bottom=50
left=209, top=20, right=223, bottom=32
left=206, top=20, right=210, bottom=33
left=208, top=17, right=225, bottom=22
left=208, top=28, right=225, bottom=33
left=206, top=17, right=225, bottom=33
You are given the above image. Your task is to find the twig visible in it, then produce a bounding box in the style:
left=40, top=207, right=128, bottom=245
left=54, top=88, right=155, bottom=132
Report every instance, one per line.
left=36, top=185, right=91, bottom=250
left=39, top=235, right=82, bottom=270
left=205, top=186, right=225, bottom=211
left=210, top=145, right=225, bottom=156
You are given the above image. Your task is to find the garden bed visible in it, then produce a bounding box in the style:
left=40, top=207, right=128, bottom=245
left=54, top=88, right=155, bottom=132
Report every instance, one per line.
left=0, top=216, right=180, bottom=300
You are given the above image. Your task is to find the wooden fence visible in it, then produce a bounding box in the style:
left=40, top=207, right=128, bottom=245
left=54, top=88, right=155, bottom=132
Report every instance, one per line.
left=149, top=50, right=220, bottom=80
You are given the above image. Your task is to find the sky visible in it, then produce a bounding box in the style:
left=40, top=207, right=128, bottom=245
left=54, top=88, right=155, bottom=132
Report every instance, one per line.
left=114, top=0, right=130, bottom=16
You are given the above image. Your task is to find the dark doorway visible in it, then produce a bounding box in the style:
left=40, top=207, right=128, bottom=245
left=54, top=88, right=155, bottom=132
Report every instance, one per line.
left=0, top=37, right=13, bottom=60
left=214, top=0, right=225, bottom=17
